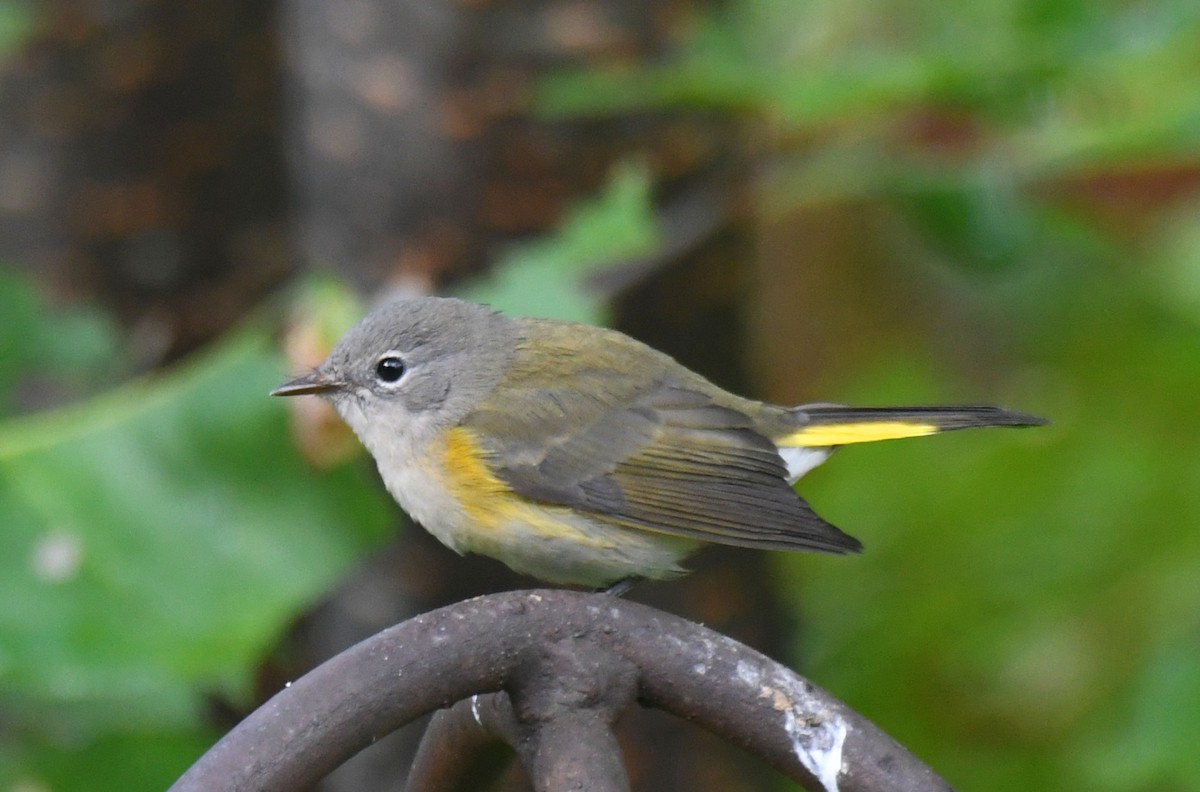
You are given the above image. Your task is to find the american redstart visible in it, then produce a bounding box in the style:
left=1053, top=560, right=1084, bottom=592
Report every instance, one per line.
left=273, top=296, right=1045, bottom=587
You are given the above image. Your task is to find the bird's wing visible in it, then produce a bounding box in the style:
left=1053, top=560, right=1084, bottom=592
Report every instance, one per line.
left=461, top=321, right=861, bottom=554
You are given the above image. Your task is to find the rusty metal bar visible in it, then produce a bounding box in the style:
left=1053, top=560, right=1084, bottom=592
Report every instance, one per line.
left=169, top=589, right=953, bottom=792
left=405, top=696, right=518, bottom=792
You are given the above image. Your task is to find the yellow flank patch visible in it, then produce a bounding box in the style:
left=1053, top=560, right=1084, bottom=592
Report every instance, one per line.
left=778, top=421, right=940, bottom=447
left=441, top=427, right=611, bottom=548
left=442, top=427, right=524, bottom=525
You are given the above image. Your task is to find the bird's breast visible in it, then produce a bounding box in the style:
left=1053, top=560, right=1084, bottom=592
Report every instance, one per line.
left=373, top=425, right=695, bottom=585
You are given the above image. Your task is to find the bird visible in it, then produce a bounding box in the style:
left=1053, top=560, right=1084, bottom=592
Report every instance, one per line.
left=273, top=295, right=1046, bottom=588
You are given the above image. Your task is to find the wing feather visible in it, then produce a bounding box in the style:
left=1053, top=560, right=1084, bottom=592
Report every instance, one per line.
left=463, top=321, right=861, bottom=555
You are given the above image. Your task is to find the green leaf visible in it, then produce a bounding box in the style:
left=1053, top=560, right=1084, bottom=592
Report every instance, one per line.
left=0, top=268, right=123, bottom=414
left=1, top=727, right=217, bottom=792
left=0, top=326, right=393, bottom=728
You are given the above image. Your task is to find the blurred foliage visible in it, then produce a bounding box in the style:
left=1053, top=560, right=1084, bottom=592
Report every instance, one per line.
left=540, top=1, right=1200, bottom=790
left=547, top=0, right=1200, bottom=790
left=542, top=0, right=1200, bottom=276
left=0, top=1, right=29, bottom=57
left=0, top=270, right=124, bottom=414
left=0, top=273, right=395, bottom=791
left=541, top=0, right=1200, bottom=157
left=459, top=161, right=659, bottom=324
left=781, top=265, right=1200, bottom=790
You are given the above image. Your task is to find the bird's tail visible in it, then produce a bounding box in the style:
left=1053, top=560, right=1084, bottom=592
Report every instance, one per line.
left=778, top=404, right=1048, bottom=448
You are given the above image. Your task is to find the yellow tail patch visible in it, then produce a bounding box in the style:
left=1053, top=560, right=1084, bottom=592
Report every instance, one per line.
left=779, top=421, right=940, bottom=448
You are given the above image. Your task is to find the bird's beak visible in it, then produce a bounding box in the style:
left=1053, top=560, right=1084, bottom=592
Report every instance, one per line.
left=271, top=369, right=344, bottom=397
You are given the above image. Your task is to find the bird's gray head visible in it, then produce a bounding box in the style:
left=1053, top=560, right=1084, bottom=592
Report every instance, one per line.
left=273, top=296, right=518, bottom=448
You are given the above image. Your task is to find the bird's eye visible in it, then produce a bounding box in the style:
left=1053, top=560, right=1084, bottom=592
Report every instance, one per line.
left=375, top=355, right=406, bottom=384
